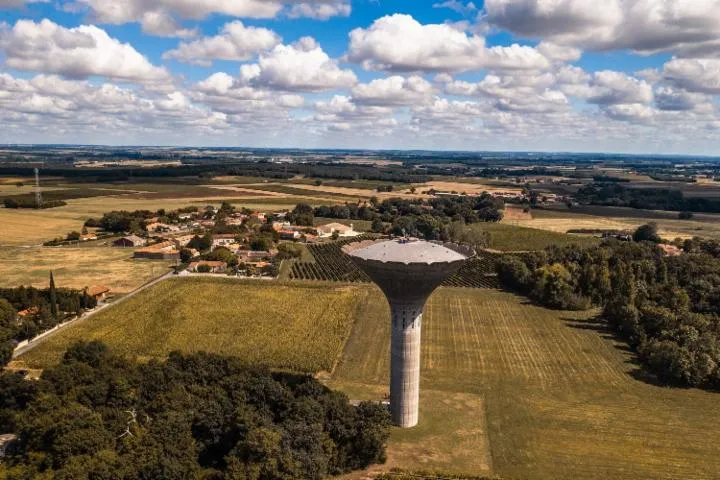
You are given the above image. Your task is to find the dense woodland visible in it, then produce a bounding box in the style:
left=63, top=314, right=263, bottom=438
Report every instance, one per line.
left=0, top=342, right=390, bottom=479
left=576, top=183, right=720, bottom=213
left=496, top=232, right=720, bottom=388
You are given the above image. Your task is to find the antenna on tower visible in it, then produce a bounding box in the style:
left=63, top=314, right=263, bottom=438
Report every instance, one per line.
left=34, top=168, right=43, bottom=208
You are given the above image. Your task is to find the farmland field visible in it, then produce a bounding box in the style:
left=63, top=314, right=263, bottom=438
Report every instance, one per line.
left=0, top=246, right=173, bottom=294
left=526, top=206, right=720, bottom=240
left=18, top=279, right=720, bottom=479
left=18, top=278, right=364, bottom=373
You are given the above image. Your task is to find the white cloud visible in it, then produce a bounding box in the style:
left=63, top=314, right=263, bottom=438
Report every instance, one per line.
left=347, top=14, right=550, bottom=73
left=239, top=37, right=357, bottom=92
left=663, top=58, right=720, bottom=94
left=351, top=75, right=434, bottom=106
left=163, top=21, right=281, bottom=66
left=0, top=19, right=171, bottom=85
left=286, top=1, right=351, bottom=20
left=75, top=0, right=351, bottom=37
left=584, top=71, right=654, bottom=105
left=484, top=0, right=720, bottom=57
left=432, top=1, right=478, bottom=17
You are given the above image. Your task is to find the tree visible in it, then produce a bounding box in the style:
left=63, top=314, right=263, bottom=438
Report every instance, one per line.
left=679, top=211, right=694, bottom=220
left=188, top=233, right=213, bottom=252
left=250, top=235, right=274, bottom=252
left=179, top=248, right=194, bottom=263
left=66, top=231, right=81, bottom=241
left=49, top=271, right=58, bottom=320
left=371, top=218, right=385, bottom=234
left=633, top=223, right=662, bottom=243
left=289, top=203, right=314, bottom=226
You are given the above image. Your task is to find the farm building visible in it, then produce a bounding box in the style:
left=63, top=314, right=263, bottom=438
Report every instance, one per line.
left=134, top=241, right=180, bottom=260
left=317, top=223, right=359, bottom=238
left=80, top=232, right=97, bottom=241
left=86, top=285, right=111, bottom=302
left=188, top=261, right=227, bottom=273
left=113, top=235, right=146, bottom=248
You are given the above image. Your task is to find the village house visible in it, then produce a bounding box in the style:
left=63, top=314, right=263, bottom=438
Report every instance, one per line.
left=172, top=235, right=196, bottom=247
left=16, top=307, right=39, bottom=323
left=86, top=285, right=110, bottom=302
left=113, top=235, right=146, bottom=248
left=212, top=234, right=237, bottom=248
left=133, top=241, right=180, bottom=260
left=659, top=244, right=683, bottom=257
left=188, top=261, right=227, bottom=273
left=237, top=250, right=277, bottom=263
left=279, top=229, right=302, bottom=240
left=316, top=222, right=359, bottom=238
left=80, top=232, right=97, bottom=241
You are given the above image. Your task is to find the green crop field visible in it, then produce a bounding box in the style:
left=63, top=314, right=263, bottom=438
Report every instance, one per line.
left=14, top=280, right=720, bottom=480
left=18, top=278, right=365, bottom=373
left=470, top=223, right=600, bottom=251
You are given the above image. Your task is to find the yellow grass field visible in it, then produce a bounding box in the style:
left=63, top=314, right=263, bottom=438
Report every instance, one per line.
left=0, top=246, right=173, bottom=294
left=19, top=279, right=364, bottom=373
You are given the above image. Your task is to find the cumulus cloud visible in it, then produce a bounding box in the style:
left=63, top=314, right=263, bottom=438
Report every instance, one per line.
left=663, top=58, right=720, bottom=94
left=163, top=21, right=281, bottom=66
left=239, top=37, right=357, bottom=92
left=347, top=14, right=550, bottom=73
left=484, top=0, right=720, bottom=57
left=74, top=0, right=351, bottom=37
left=0, top=19, right=171, bottom=85
left=351, top=75, right=434, bottom=106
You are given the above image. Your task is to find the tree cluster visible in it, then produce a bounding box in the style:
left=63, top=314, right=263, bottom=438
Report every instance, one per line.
left=311, top=194, right=503, bottom=241
left=0, top=286, right=97, bottom=367
left=496, top=238, right=720, bottom=388
left=0, top=342, right=390, bottom=479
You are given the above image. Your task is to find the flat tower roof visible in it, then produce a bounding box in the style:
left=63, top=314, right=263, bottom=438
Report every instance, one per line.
left=347, top=239, right=469, bottom=264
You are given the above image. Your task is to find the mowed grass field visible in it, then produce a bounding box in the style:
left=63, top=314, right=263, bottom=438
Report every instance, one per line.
left=19, top=278, right=365, bottom=373
left=17, top=279, right=720, bottom=479
left=330, top=287, right=720, bottom=480
left=0, top=246, right=173, bottom=294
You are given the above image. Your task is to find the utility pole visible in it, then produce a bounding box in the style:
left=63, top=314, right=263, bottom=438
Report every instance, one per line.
left=34, top=168, right=43, bottom=208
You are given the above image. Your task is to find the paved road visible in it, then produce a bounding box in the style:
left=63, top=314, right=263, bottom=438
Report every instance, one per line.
left=12, top=271, right=174, bottom=359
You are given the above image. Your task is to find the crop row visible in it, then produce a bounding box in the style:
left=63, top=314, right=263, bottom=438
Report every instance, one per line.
left=290, top=243, right=503, bottom=289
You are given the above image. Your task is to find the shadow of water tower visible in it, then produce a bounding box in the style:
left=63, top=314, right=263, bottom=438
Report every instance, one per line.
left=343, top=238, right=474, bottom=428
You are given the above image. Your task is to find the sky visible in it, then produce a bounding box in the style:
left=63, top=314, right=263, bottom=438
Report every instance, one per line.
left=1, top=0, right=720, bottom=154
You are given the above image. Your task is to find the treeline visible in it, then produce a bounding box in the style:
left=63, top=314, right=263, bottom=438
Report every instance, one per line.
left=0, top=342, right=390, bottom=479
left=496, top=238, right=720, bottom=388
left=310, top=195, right=503, bottom=241
left=575, top=183, right=720, bottom=213
left=84, top=206, right=199, bottom=233
left=3, top=198, right=67, bottom=209
left=0, top=161, right=430, bottom=184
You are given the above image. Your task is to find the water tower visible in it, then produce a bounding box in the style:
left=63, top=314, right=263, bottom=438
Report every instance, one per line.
left=343, top=239, right=474, bottom=428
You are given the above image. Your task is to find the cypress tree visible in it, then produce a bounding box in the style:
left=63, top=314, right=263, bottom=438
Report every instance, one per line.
left=49, top=271, right=58, bottom=320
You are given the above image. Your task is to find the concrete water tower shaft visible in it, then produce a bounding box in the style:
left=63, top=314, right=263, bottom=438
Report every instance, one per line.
left=343, top=239, right=474, bottom=428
